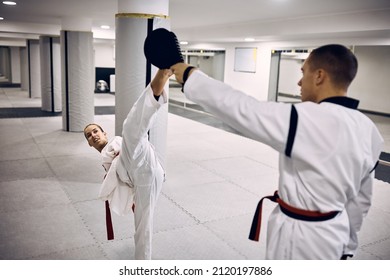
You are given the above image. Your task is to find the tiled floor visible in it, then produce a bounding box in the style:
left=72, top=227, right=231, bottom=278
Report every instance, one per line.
left=0, top=87, right=389, bottom=260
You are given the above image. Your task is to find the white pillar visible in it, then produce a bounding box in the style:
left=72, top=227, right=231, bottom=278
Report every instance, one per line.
left=20, top=47, right=29, bottom=91
left=60, top=17, right=94, bottom=132
left=10, top=47, right=21, bottom=84
left=27, top=39, right=41, bottom=98
left=116, top=0, right=170, bottom=166
left=40, top=36, right=62, bottom=112
left=0, top=47, right=10, bottom=80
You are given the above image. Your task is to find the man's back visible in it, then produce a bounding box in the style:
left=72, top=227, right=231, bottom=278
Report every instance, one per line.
left=283, top=98, right=383, bottom=210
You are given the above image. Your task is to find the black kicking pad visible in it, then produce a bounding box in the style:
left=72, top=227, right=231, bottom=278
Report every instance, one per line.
left=144, top=28, right=184, bottom=69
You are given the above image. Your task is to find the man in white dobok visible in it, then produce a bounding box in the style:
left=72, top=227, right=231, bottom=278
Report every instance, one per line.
left=171, top=44, right=383, bottom=260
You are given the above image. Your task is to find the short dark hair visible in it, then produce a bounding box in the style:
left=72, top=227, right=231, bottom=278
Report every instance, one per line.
left=308, top=44, right=358, bottom=89
left=83, top=123, right=104, bottom=139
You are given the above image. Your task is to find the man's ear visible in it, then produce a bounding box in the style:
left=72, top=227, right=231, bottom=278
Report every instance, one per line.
left=315, top=69, right=326, bottom=86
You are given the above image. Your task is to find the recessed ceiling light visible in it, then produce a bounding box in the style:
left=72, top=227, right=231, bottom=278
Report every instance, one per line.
left=244, top=37, right=255, bottom=42
left=100, top=25, right=110, bottom=30
left=0, top=17, right=4, bottom=20
left=180, top=41, right=188, bottom=45
left=2, top=1, right=17, bottom=5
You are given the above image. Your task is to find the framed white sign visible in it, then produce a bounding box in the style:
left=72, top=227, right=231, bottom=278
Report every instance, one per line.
left=234, top=47, right=257, bottom=73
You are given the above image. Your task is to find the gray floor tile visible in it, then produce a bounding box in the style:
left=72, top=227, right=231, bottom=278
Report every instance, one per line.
left=100, top=238, right=135, bottom=260
left=0, top=178, right=70, bottom=213
left=0, top=138, right=44, bottom=161
left=164, top=161, right=225, bottom=190
left=167, top=138, right=239, bottom=162
left=204, top=213, right=268, bottom=260
left=354, top=248, right=382, bottom=260
left=152, top=224, right=246, bottom=260
left=61, top=180, right=101, bottom=203
left=163, top=180, right=259, bottom=223
left=30, top=244, right=107, bottom=260
left=0, top=118, right=31, bottom=143
left=0, top=158, right=55, bottom=182
left=154, top=194, right=199, bottom=233
left=200, top=156, right=278, bottom=179
left=46, top=154, right=105, bottom=184
left=38, top=139, right=96, bottom=158
left=74, top=199, right=134, bottom=243
left=358, top=237, right=390, bottom=260
left=358, top=206, right=390, bottom=246
left=371, top=179, right=390, bottom=213
left=0, top=204, right=95, bottom=259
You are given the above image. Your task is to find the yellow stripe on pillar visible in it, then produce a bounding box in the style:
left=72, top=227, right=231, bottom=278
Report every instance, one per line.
left=115, top=13, right=169, bottom=19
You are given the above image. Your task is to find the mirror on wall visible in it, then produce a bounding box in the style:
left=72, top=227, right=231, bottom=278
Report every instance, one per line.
left=169, top=49, right=226, bottom=89
left=268, top=49, right=310, bottom=104
left=268, top=45, right=390, bottom=116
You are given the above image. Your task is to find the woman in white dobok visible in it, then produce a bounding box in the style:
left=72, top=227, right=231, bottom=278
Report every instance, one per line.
left=84, top=69, right=172, bottom=260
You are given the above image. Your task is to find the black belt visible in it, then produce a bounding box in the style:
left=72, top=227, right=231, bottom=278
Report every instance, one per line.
left=249, top=191, right=340, bottom=242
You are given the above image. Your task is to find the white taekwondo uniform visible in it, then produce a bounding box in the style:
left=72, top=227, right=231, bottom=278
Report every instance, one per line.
left=99, top=84, right=166, bottom=260
left=183, top=70, right=383, bottom=259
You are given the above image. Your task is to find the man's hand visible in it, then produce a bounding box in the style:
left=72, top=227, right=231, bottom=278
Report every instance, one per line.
left=171, top=63, right=196, bottom=84
left=151, top=69, right=173, bottom=96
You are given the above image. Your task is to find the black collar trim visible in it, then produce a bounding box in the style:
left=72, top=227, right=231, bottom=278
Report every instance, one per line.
left=320, top=96, right=359, bottom=110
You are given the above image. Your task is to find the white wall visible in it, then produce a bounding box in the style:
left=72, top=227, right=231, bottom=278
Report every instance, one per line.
left=94, top=39, right=389, bottom=115
left=193, top=41, right=389, bottom=115
left=223, top=43, right=271, bottom=101
left=349, top=46, right=390, bottom=114
left=94, top=42, right=115, bottom=68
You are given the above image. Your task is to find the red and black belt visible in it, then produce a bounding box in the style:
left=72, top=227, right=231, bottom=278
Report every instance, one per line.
left=105, top=200, right=114, bottom=240
left=104, top=201, right=135, bottom=240
left=249, top=191, right=340, bottom=242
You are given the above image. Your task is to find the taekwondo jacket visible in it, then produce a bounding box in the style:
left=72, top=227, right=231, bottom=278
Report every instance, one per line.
left=183, top=70, right=384, bottom=259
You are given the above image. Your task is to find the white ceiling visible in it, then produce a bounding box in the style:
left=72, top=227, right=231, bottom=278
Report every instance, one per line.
left=0, top=0, right=390, bottom=46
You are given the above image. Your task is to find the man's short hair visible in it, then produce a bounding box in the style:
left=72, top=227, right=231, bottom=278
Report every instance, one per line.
left=308, top=44, right=358, bottom=89
left=83, top=123, right=104, bottom=139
